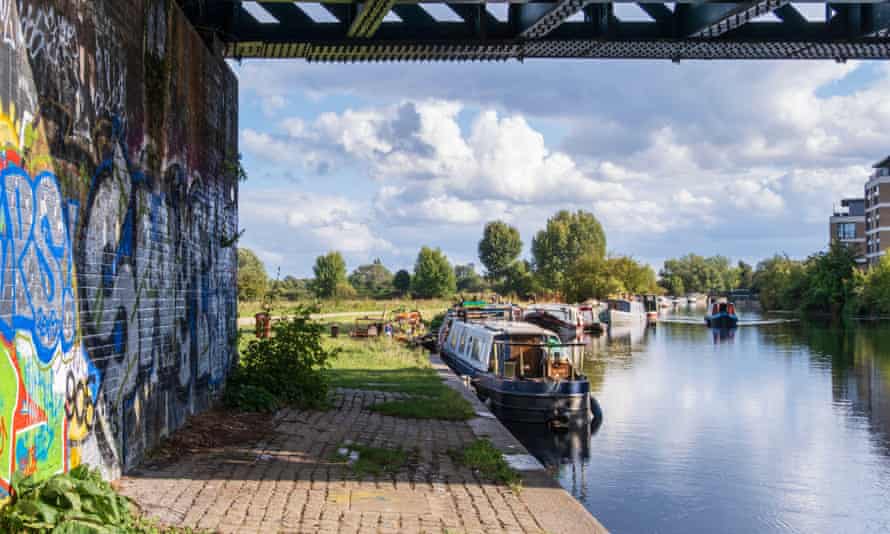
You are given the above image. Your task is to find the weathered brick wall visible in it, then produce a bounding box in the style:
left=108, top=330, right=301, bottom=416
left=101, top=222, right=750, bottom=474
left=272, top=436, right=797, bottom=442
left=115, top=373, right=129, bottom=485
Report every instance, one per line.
left=0, top=0, right=238, bottom=493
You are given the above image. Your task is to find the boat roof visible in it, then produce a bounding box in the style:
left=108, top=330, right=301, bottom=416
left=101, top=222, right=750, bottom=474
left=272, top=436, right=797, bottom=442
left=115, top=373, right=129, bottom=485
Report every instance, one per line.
left=455, top=319, right=557, bottom=337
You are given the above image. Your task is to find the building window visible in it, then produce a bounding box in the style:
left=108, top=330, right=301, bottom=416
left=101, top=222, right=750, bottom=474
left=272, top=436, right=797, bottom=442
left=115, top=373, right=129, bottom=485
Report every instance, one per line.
left=836, top=223, right=856, bottom=240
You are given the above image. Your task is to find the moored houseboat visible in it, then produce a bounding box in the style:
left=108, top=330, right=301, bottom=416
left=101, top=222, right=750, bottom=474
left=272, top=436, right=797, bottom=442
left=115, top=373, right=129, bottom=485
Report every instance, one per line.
left=523, top=303, right=585, bottom=341
left=436, top=301, right=522, bottom=350
left=441, top=320, right=594, bottom=425
left=704, top=297, right=739, bottom=328
left=577, top=302, right=605, bottom=333
left=600, top=298, right=647, bottom=325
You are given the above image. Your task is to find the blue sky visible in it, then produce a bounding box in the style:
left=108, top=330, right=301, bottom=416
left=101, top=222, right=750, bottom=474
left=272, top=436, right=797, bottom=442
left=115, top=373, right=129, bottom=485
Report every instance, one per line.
left=230, top=58, right=890, bottom=278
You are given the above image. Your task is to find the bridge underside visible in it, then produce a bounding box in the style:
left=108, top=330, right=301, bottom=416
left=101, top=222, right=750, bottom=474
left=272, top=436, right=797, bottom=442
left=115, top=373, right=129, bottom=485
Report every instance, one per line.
left=179, top=1, right=890, bottom=61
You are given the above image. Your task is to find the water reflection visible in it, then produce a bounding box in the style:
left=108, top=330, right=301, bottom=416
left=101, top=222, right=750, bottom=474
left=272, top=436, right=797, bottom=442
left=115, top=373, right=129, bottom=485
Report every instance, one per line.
left=509, top=317, right=890, bottom=534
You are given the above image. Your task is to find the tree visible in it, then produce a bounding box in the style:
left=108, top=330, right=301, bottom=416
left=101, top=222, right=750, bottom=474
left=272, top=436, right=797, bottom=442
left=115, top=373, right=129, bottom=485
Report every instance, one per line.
left=348, top=259, right=393, bottom=297
left=801, top=241, right=858, bottom=313
left=478, top=221, right=523, bottom=281
left=858, top=254, right=890, bottom=314
left=454, top=263, right=488, bottom=293
left=393, top=269, right=412, bottom=296
left=562, top=255, right=657, bottom=302
left=659, top=253, right=739, bottom=294
left=737, top=261, right=754, bottom=289
left=312, top=251, right=348, bottom=298
left=531, top=210, right=606, bottom=291
left=562, top=256, right=622, bottom=302
left=237, top=248, right=268, bottom=301
left=411, top=247, right=457, bottom=298
left=753, top=255, right=805, bottom=311
left=499, top=260, right=539, bottom=299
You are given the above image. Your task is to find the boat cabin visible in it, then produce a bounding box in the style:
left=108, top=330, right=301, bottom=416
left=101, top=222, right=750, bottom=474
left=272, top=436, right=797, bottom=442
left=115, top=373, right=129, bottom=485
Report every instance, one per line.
left=606, top=299, right=644, bottom=313
left=444, top=320, right=579, bottom=380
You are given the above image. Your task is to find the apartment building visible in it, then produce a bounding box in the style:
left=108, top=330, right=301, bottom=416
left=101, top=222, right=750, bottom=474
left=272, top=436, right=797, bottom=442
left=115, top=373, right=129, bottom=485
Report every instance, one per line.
left=865, top=156, right=890, bottom=267
left=830, top=197, right=866, bottom=265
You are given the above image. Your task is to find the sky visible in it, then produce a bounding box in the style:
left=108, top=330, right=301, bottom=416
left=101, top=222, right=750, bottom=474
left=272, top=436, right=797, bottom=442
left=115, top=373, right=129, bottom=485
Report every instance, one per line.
left=229, top=52, right=890, bottom=279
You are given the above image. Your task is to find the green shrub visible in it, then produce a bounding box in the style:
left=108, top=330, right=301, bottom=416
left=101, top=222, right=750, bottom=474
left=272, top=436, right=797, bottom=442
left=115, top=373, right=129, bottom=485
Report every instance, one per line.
left=227, top=308, right=337, bottom=411
left=223, top=383, right=279, bottom=413
left=1, top=465, right=133, bottom=532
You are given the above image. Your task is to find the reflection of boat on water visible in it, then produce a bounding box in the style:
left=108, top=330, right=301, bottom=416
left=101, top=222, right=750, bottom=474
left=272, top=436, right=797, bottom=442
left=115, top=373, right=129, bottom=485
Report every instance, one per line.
left=608, top=321, right=648, bottom=347
left=502, top=418, right=601, bottom=469
left=711, top=327, right=736, bottom=343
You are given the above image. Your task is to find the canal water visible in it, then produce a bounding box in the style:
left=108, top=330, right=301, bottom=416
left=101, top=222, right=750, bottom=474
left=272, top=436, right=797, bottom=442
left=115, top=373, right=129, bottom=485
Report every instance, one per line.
left=504, top=305, right=890, bottom=533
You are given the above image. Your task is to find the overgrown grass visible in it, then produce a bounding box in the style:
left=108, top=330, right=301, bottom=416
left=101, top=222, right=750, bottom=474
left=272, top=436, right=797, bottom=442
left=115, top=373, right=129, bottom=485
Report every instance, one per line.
left=450, top=439, right=522, bottom=493
left=239, top=298, right=452, bottom=318
left=324, top=336, right=474, bottom=420
left=331, top=443, right=409, bottom=476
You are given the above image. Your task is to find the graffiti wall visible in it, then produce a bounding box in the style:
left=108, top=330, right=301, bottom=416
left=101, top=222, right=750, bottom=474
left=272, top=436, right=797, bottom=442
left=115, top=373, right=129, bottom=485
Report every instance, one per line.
left=0, top=0, right=238, bottom=493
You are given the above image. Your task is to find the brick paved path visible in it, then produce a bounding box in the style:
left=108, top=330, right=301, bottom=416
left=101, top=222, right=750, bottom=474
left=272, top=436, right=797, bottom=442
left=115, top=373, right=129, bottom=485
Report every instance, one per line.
left=120, top=388, right=548, bottom=533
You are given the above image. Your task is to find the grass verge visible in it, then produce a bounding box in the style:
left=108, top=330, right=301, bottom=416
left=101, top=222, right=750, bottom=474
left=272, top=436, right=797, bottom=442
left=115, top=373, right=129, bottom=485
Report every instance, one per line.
left=239, top=298, right=452, bottom=318
left=450, top=439, right=522, bottom=493
left=331, top=443, right=409, bottom=476
left=324, top=337, right=475, bottom=420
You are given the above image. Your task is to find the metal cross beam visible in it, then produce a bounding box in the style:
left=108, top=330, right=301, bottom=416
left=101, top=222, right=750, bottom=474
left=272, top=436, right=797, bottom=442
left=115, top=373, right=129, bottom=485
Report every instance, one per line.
left=179, top=0, right=890, bottom=61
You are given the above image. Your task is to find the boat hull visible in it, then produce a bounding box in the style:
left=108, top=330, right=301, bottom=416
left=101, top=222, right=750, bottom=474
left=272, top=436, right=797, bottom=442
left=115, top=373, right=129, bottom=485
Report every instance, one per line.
left=474, top=374, right=592, bottom=424
left=609, top=309, right=646, bottom=325
left=705, top=313, right=738, bottom=329
left=440, top=347, right=484, bottom=377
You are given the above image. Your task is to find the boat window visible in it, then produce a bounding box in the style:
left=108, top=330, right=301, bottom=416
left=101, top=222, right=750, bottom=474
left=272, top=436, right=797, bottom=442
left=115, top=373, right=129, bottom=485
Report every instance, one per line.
left=449, top=325, right=460, bottom=349
left=471, top=338, right=481, bottom=362
left=458, top=331, right=468, bottom=353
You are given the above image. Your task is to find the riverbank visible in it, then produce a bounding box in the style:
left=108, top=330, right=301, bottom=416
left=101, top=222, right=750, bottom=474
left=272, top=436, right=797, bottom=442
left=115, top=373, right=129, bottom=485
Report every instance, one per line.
left=118, top=337, right=606, bottom=533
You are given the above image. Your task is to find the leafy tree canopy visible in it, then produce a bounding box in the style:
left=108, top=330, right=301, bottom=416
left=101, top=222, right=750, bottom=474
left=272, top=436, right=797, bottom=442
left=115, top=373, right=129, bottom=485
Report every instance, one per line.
left=238, top=248, right=268, bottom=301
left=412, top=247, right=457, bottom=298
left=531, top=210, right=606, bottom=291
left=312, top=251, right=348, bottom=298
left=349, top=259, right=394, bottom=297
left=478, top=221, right=523, bottom=281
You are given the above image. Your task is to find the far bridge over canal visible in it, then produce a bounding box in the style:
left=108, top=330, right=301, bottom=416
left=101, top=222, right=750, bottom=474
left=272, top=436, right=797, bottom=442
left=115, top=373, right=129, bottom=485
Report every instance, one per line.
left=179, top=0, right=890, bottom=61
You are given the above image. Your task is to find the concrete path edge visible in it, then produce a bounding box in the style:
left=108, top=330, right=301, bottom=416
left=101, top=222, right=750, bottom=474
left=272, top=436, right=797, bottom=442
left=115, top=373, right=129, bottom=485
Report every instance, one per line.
left=430, top=352, right=609, bottom=534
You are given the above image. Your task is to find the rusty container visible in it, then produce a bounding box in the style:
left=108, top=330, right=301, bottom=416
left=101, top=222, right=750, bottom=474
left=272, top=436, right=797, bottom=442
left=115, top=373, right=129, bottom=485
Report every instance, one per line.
left=254, top=312, right=272, bottom=338
left=331, top=324, right=340, bottom=338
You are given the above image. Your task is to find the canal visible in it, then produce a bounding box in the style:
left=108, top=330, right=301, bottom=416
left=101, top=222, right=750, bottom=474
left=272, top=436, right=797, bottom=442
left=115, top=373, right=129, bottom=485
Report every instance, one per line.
left=504, top=306, right=890, bottom=533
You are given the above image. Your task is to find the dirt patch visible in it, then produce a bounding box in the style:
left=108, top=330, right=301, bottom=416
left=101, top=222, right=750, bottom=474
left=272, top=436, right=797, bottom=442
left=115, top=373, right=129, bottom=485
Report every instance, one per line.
left=141, top=408, right=277, bottom=467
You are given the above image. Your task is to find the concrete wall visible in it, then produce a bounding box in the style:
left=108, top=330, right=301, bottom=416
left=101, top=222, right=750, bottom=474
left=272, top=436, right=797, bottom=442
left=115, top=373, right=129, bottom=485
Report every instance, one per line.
left=0, top=0, right=238, bottom=493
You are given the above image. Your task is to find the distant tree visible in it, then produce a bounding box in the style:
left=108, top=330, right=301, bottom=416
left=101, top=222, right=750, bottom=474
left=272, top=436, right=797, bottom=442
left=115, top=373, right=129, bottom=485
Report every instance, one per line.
left=499, top=260, right=539, bottom=299
left=237, top=248, right=268, bottom=301
left=801, top=241, right=858, bottom=313
left=562, top=255, right=657, bottom=302
left=454, top=263, right=488, bottom=293
left=312, top=251, right=348, bottom=298
left=478, top=221, right=523, bottom=282
left=659, top=253, right=738, bottom=294
left=562, top=256, right=621, bottom=302
left=857, top=254, right=890, bottom=314
left=609, top=256, right=659, bottom=295
left=412, top=247, right=457, bottom=298
left=752, top=254, right=805, bottom=311
left=270, top=276, right=312, bottom=301
left=393, top=269, right=412, bottom=296
left=348, top=258, right=394, bottom=297
left=737, top=261, right=754, bottom=289
left=531, top=210, right=606, bottom=291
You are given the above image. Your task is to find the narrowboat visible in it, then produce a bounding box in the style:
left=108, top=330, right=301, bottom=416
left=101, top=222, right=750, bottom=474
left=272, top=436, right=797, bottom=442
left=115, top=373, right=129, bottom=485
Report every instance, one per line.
left=600, top=298, right=647, bottom=325
left=436, top=301, right=522, bottom=350
left=441, top=320, right=594, bottom=425
left=643, top=295, right=659, bottom=323
left=523, top=304, right=585, bottom=341
left=577, top=302, right=605, bottom=333
left=704, top=298, right=738, bottom=328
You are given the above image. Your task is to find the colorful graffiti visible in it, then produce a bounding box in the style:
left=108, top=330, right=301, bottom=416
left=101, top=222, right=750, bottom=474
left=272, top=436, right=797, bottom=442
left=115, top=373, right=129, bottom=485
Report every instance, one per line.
left=0, top=0, right=238, bottom=493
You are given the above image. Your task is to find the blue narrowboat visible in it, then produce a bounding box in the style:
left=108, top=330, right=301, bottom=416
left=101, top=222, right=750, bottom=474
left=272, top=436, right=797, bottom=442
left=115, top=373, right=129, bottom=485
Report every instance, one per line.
left=705, top=298, right=739, bottom=329
left=441, top=320, right=595, bottom=425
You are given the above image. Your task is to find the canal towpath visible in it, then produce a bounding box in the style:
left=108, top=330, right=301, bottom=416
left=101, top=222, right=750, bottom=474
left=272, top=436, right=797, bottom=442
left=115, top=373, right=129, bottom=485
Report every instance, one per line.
left=118, top=352, right=607, bottom=533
